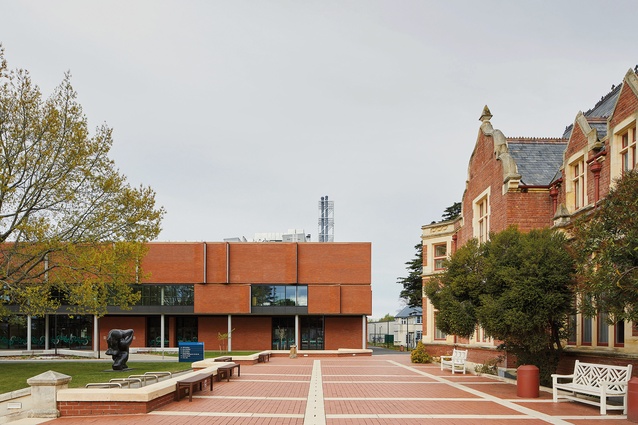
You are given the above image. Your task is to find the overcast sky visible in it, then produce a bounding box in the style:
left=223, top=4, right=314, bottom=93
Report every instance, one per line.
left=2, top=1, right=636, bottom=318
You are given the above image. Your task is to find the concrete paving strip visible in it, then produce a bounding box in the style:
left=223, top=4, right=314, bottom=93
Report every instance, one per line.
left=303, top=359, right=326, bottom=425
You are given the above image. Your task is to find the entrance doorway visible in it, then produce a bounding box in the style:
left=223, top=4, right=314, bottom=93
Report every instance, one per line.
left=301, top=316, right=324, bottom=350
left=272, top=317, right=294, bottom=350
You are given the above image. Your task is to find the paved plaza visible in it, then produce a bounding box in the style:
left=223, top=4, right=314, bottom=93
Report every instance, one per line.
left=28, top=352, right=628, bottom=425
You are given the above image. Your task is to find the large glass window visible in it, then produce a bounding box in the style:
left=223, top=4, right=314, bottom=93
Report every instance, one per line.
left=582, top=316, right=592, bottom=345
left=251, top=285, right=308, bottom=307
left=477, top=197, right=489, bottom=243
left=132, top=284, right=194, bottom=306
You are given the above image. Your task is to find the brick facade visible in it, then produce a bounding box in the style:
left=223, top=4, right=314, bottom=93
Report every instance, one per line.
left=421, top=68, right=638, bottom=368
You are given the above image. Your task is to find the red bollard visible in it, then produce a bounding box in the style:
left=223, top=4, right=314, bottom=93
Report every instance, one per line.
left=628, top=377, right=638, bottom=422
left=517, top=365, right=539, bottom=398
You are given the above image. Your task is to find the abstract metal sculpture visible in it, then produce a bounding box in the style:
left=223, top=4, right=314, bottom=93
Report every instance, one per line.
left=105, top=329, right=134, bottom=370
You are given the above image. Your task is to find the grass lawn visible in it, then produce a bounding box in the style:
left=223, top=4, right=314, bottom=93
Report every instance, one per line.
left=0, top=361, right=192, bottom=394
left=0, top=351, right=258, bottom=394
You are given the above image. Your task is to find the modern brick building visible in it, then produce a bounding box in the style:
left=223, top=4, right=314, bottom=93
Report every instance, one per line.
left=1, top=241, right=372, bottom=353
left=421, top=67, right=638, bottom=368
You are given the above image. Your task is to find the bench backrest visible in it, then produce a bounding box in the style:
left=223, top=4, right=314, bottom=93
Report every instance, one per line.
left=572, top=360, right=633, bottom=392
left=452, top=349, right=468, bottom=361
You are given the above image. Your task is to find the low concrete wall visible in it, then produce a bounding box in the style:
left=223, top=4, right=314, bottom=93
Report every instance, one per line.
left=0, top=388, right=32, bottom=424
left=56, top=365, right=221, bottom=416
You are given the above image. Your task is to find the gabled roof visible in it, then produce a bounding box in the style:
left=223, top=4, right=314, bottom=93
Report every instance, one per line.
left=395, top=306, right=422, bottom=318
left=507, top=139, right=568, bottom=186
left=562, top=84, right=622, bottom=139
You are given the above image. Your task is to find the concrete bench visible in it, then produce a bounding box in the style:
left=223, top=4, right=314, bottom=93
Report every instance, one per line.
left=175, top=372, right=214, bottom=402
left=217, top=363, right=240, bottom=382
left=552, top=360, right=632, bottom=414
left=440, top=348, right=467, bottom=374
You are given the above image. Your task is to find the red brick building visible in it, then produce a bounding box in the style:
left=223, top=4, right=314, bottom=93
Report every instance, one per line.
left=421, top=67, right=638, bottom=368
left=1, top=242, right=372, bottom=353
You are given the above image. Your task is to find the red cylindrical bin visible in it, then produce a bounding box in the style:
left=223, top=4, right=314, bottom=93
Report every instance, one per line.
left=628, top=377, right=638, bottom=422
left=517, top=365, right=539, bottom=398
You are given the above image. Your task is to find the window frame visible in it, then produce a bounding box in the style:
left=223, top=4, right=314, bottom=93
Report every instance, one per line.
left=433, top=243, right=447, bottom=270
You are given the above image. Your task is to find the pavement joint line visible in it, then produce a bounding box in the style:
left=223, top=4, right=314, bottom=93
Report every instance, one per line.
left=323, top=397, right=486, bottom=401
left=151, top=411, right=304, bottom=418
left=194, top=396, right=307, bottom=400
left=389, top=360, right=574, bottom=425
left=303, top=359, right=326, bottom=425
left=326, top=414, right=539, bottom=419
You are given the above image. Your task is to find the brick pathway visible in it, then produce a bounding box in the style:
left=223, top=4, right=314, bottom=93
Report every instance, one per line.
left=36, top=354, right=628, bottom=425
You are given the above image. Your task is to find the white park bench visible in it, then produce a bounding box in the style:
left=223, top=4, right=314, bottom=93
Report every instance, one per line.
left=440, top=348, right=468, bottom=374
left=552, top=360, right=633, bottom=414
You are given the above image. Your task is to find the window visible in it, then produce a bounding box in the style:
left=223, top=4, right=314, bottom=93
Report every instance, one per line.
left=251, top=285, right=308, bottom=307
left=597, top=312, right=609, bottom=346
left=433, top=244, right=447, bottom=270
left=567, top=313, right=577, bottom=345
left=615, top=321, right=625, bottom=347
left=132, top=285, right=194, bottom=306
left=620, top=126, right=637, bottom=174
left=582, top=316, right=592, bottom=345
left=477, top=197, right=489, bottom=243
left=434, top=312, right=446, bottom=340
left=572, top=159, right=585, bottom=209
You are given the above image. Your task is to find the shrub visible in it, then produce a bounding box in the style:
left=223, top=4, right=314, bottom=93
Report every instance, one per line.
left=410, top=341, right=432, bottom=363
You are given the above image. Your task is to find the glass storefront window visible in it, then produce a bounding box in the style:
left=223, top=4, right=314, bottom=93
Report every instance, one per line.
left=251, top=285, right=308, bottom=307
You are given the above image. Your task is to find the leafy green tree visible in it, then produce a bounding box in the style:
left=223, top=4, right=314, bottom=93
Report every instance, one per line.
left=441, top=202, right=461, bottom=221
left=571, top=170, right=638, bottom=322
left=0, top=47, right=165, bottom=317
left=379, top=313, right=394, bottom=322
left=398, top=242, right=423, bottom=307
left=425, top=227, right=575, bottom=385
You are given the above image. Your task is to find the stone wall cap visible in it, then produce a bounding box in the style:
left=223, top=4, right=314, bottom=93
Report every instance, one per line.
left=27, top=370, right=72, bottom=386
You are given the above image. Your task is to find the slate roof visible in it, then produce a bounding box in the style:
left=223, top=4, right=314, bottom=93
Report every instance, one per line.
left=395, top=306, right=422, bottom=318
left=507, top=140, right=567, bottom=186
left=562, top=84, right=621, bottom=139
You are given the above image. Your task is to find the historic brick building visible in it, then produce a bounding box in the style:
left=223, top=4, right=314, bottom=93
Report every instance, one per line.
left=421, top=67, right=638, bottom=369
left=1, top=241, right=372, bottom=353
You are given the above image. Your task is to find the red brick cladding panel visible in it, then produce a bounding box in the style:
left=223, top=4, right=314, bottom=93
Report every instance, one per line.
left=308, top=285, right=341, bottom=314
left=340, top=285, right=372, bottom=314
left=298, top=243, right=371, bottom=284
left=228, top=243, right=297, bottom=283
left=197, top=316, right=228, bottom=349
left=141, top=243, right=204, bottom=283
left=325, top=316, right=362, bottom=350
left=99, top=316, right=146, bottom=351
left=231, top=316, right=272, bottom=350
left=195, top=283, right=250, bottom=314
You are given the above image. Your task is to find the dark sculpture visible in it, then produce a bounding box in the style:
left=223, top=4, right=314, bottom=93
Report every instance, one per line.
left=105, top=329, right=134, bottom=370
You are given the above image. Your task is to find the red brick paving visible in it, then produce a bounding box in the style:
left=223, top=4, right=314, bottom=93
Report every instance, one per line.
left=39, top=354, right=627, bottom=425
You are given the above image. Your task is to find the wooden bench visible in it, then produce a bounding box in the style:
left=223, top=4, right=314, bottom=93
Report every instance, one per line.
left=175, top=373, right=214, bottom=402
left=440, top=349, right=468, bottom=374
left=552, top=360, right=632, bottom=414
left=214, top=356, right=232, bottom=362
left=258, top=352, right=270, bottom=363
left=217, top=363, right=241, bottom=382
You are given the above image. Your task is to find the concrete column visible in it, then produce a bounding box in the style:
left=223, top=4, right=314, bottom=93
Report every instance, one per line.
left=45, top=315, right=50, bottom=350
left=93, top=315, right=99, bottom=355
left=160, top=314, right=165, bottom=350
left=27, top=316, right=32, bottom=351
left=295, top=315, right=299, bottom=347
left=227, top=315, right=232, bottom=351
left=26, top=371, right=72, bottom=418
left=362, top=316, right=366, bottom=349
